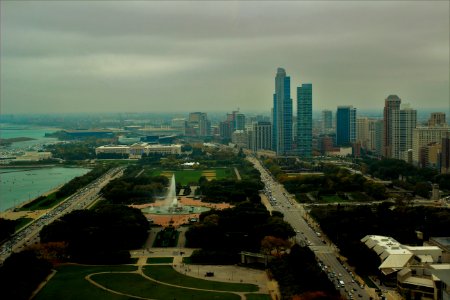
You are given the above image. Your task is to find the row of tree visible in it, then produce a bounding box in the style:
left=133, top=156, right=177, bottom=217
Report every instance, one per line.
left=269, top=244, right=339, bottom=300
left=275, top=163, right=387, bottom=201
left=55, top=165, right=111, bottom=199
left=185, top=202, right=295, bottom=263
left=39, top=204, right=149, bottom=264
left=100, top=173, right=169, bottom=205
left=197, top=178, right=264, bottom=203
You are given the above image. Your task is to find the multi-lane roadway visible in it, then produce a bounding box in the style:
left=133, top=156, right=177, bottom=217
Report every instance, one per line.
left=248, top=156, right=372, bottom=300
left=0, top=166, right=125, bottom=264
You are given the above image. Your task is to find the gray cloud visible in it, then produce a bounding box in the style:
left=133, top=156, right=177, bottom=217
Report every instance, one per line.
left=1, top=1, right=448, bottom=114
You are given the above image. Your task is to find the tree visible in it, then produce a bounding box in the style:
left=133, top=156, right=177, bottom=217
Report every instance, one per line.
left=261, top=236, right=291, bottom=256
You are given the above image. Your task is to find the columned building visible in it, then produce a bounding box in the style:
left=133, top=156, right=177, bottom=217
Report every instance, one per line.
left=297, top=84, right=312, bottom=157
left=272, top=68, right=293, bottom=155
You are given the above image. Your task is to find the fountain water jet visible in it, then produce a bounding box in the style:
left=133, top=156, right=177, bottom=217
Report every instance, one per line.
left=167, top=174, right=178, bottom=208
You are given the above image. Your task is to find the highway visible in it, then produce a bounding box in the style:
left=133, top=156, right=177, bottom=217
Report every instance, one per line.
left=248, top=156, right=372, bottom=300
left=0, top=166, right=125, bottom=264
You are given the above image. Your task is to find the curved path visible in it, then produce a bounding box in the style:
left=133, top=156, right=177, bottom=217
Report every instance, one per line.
left=85, top=262, right=267, bottom=300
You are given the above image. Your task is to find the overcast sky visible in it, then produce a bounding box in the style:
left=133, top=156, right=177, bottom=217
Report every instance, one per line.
left=1, top=1, right=449, bottom=114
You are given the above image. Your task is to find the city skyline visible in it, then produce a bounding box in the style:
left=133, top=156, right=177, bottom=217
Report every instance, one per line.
left=1, top=1, right=449, bottom=114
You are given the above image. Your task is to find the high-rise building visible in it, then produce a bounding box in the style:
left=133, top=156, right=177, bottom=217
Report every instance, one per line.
left=374, top=120, right=384, bottom=156
left=336, top=106, right=356, bottom=146
left=235, top=113, right=246, bottom=131
left=412, top=126, right=450, bottom=166
left=322, top=110, right=333, bottom=133
left=297, top=84, right=312, bottom=157
left=383, top=95, right=401, bottom=157
left=188, top=112, right=210, bottom=137
left=391, top=104, right=417, bottom=160
left=219, top=120, right=233, bottom=139
left=356, top=117, right=370, bottom=149
left=198, top=113, right=211, bottom=137
left=251, top=121, right=272, bottom=152
left=441, top=132, right=450, bottom=173
left=428, top=112, right=446, bottom=127
left=272, top=68, right=293, bottom=155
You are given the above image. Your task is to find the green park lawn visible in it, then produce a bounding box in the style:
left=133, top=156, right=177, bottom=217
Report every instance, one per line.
left=14, top=217, right=33, bottom=232
left=149, top=168, right=234, bottom=185
left=245, top=294, right=272, bottom=300
left=92, top=272, right=240, bottom=300
left=147, top=257, right=174, bottom=264
left=35, top=263, right=265, bottom=300
left=34, top=265, right=137, bottom=300
left=320, top=194, right=346, bottom=203
left=19, top=193, right=65, bottom=211
left=143, top=265, right=259, bottom=292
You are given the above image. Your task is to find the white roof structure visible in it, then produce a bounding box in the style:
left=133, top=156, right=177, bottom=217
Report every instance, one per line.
left=361, top=235, right=442, bottom=275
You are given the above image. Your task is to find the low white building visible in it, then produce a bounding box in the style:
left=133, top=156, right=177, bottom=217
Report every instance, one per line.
left=96, top=143, right=182, bottom=158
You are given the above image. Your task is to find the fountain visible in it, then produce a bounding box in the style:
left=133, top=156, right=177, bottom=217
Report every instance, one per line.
left=140, top=174, right=210, bottom=216
left=167, top=174, right=179, bottom=209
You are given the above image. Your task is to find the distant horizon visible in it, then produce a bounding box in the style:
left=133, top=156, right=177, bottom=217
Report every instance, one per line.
left=1, top=1, right=448, bottom=114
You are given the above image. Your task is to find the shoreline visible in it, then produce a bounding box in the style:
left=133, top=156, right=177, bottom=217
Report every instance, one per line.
left=0, top=184, right=64, bottom=218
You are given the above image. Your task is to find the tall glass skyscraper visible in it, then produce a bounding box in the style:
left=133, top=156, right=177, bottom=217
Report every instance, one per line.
left=297, top=84, right=312, bottom=157
left=336, top=106, right=356, bottom=146
left=272, top=68, right=292, bottom=155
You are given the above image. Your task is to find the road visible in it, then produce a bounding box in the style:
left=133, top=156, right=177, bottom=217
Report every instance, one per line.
left=0, top=166, right=125, bottom=264
left=248, top=156, right=372, bottom=300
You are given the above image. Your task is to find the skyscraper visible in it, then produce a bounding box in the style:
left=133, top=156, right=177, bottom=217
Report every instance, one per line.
left=336, top=106, right=356, bottom=146
left=383, top=95, right=401, bottom=157
left=251, top=121, right=272, bottom=152
left=272, top=68, right=292, bottom=155
left=391, top=104, right=417, bottom=160
left=297, top=84, right=312, bottom=157
left=322, top=110, right=333, bottom=133
left=441, top=132, right=450, bottom=173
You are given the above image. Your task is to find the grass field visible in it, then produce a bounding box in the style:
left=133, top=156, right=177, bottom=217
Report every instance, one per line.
left=35, top=263, right=265, bottom=300
left=34, top=265, right=137, bottom=300
left=92, top=273, right=240, bottom=300
left=14, top=217, right=33, bottom=232
left=245, top=294, right=272, bottom=300
left=143, top=265, right=259, bottom=292
left=149, top=168, right=234, bottom=185
left=147, top=257, right=174, bottom=264
left=19, top=193, right=66, bottom=211
left=320, top=194, right=346, bottom=203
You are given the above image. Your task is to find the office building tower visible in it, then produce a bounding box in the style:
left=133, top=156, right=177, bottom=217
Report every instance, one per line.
left=231, top=130, right=248, bottom=148
left=322, top=110, right=333, bottom=133
left=356, top=117, right=370, bottom=149
left=251, top=121, right=272, bottom=152
left=383, top=95, right=401, bottom=157
left=297, top=84, right=312, bottom=157
left=441, top=132, right=450, bottom=173
left=219, top=120, right=233, bottom=139
left=198, top=113, right=211, bottom=137
left=391, top=104, right=417, bottom=160
left=272, top=68, right=293, bottom=155
left=428, top=112, right=446, bottom=127
left=374, top=120, right=384, bottom=156
left=235, top=113, right=246, bottom=131
left=188, top=112, right=210, bottom=137
left=336, top=106, right=356, bottom=146
left=412, top=126, right=450, bottom=166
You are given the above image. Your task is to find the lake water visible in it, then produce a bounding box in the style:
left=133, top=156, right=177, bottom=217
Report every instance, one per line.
left=0, top=124, right=60, bottom=150
left=0, top=167, right=90, bottom=211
